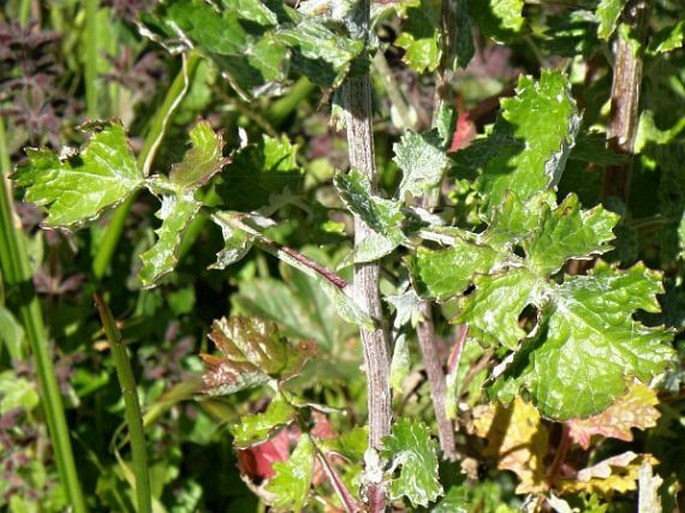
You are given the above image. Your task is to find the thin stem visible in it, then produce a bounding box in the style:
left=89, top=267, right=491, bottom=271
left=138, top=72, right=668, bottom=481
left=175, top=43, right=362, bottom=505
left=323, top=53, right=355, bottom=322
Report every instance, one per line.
left=602, top=0, right=648, bottom=203
left=309, top=435, right=361, bottom=513
left=341, top=2, right=392, bottom=510
left=84, top=0, right=99, bottom=119
left=94, top=293, right=152, bottom=513
left=266, top=76, right=317, bottom=129
left=0, top=116, right=88, bottom=513
left=413, top=0, right=461, bottom=461
left=92, top=53, right=200, bottom=280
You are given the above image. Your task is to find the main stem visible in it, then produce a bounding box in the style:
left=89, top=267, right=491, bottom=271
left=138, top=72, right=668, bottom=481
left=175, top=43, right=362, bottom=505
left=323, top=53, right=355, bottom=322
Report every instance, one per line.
left=341, top=2, right=392, bottom=510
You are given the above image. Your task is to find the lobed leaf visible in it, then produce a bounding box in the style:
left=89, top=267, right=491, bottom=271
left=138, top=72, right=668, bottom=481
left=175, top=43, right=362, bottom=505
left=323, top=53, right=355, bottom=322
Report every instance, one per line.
left=335, top=168, right=405, bottom=247
left=209, top=212, right=254, bottom=270
left=139, top=193, right=201, bottom=288
left=381, top=418, right=443, bottom=508
left=394, top=130, right=451, bottom=199
left=409, top=236, right=501, bottom=301
left=231, top=395, right=296, bottom=448
left=395, top=0, right=441, bottom=73
left=523, top=194, right=619, bottom=275
left=14, top=121, right=143, bottom=229
left=200, top=317, right=316, bottom=395
left=567, top=382, right=661, bottom=449
left=265, top=435, right=315, bottom=512
left=468, top=0, right=524, bottom=43
left=491, top=262, right=674, bottom=420
left=169, top=119, right=227, bottom=189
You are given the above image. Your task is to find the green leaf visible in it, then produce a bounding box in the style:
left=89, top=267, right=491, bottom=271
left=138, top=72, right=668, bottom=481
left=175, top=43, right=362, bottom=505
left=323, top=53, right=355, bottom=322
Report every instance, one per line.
left=217, top=134, right=303, bottom=212
left=596, top=0, right=625, bottom=40
left=523, top=194, right=619, bottom=275
left=13, top=121, right=143, bottom=229
left=468, top=0, right=524, bottom=43
left=634, top=110, right=685, bottom=153
left=429, top=485, right=469, bottom=513
left=455, top=0, right=475, bottom=68
left=0, top=370, right=40, bottom=414
left=457, top=268, right=540, bottom=349
left=231, top=395, right=295, bottom=448
left=139, top=193, right=201, bottom=288
left=335, top=168, right=406, bottom=245
left=265, top=435, right=315, bottom=512
left=275, top=17, right=365, bottom=89
left=382, top=418, right=443, bottom=508
left=648, top=21, right=685, bottom=54
left=209, top=212, right=254, bottom=270
left=456, top=70, right=580, bottom=212
left=169, top=120, right=227, bottom=189
left=143, top=0, right=288, bottom=99
left=394, top=130, right=451, bottom=199
left=0, top=307, right=26, bottom=361
left=491, top=262, right=675, bottom=420
left=395, top=0, right=441, bottom=73
left=200, top=317, right=316, bottom=395
left=409, top=237, right=500, bottom=301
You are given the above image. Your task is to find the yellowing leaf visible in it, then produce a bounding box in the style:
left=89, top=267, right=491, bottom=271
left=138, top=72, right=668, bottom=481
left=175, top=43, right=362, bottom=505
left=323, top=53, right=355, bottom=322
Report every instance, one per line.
left=473, top=398, right=550, bottom=494
left=556, top=452, right=656, bottom=497
left=567, top=382, right=660, bottom=450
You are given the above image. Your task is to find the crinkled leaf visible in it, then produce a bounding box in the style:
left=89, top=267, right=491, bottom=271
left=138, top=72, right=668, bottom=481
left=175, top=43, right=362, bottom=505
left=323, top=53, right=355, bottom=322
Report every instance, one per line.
left=409, top=237, right=500, bottom=301
left=394, top=130, right=451, bottom=199
left=596, top=0, right=625, bottom=40
left=395, top=0, right=441, bottom=73
left=335, top=169, right=405, bottom=245
left=473, top=398, right=550, bottom=494
left=14, top=121, right=143, bottom=229
left=382, top=419, right=443, bottom=508
left=275, top=17, right=364, bottom=89
left=142, top=0, right=287, bottom=99
left=468, top=0, right=524, bottom=42
left=457, top=268, right=540, bottom=349
left=491, top=262, right=674, bottom=420
left=200, top=317, right=316, bottom=395
left=386, top=287, right=424, bottom=329
left=455, top=70, right=579, bottom=212
left=265, top=435, right=315, bottom=512
left=556, top=452, right=655, bottom=496
left=481, top=70, right=580, bottom=209
left=524, top=195, right=618, bottom=275
left=169, top=119, right=227, bottom=189
left=567, top=382, right=660, bottom=449
left=648, top=21, right=685, bottom=54
left=217, top=134, right=303, bottom=212
left=139, top=194, right=201, bottom=288
left=231, top=395, right=296, bottom=448
left=209, top=212, right=253, bottom=270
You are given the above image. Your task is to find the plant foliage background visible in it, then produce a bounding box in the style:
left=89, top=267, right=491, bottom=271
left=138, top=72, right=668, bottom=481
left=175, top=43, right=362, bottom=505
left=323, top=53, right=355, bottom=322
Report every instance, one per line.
left=0, top=0, right=684, bottom=512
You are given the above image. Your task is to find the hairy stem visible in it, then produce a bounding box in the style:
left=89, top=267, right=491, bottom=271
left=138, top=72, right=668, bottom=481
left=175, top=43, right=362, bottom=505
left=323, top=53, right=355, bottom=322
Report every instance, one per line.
left=602, top=0, right=648, bottom=203
left=341, top=2, right=392, bottom=510
left=94, top=294, right=152, bottom=513
left=0, top=116, right=88, bottom=513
